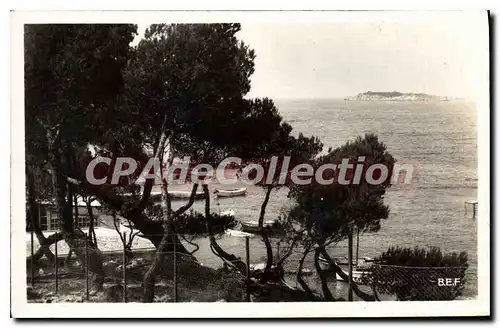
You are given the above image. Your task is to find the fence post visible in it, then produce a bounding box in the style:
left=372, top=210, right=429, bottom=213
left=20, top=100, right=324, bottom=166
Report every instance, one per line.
left=173, top=239, right=178, bottom=303
left=122, top=232, right=127, bottom=303
left=245, top=236, right=250, bottom=302
left=55, top=238, right=58, bottom=294
left=347, top=230, right=353, bottom=301
left=30, top=228, right=34, bottom=288
left=85, top=237, right=89, bottom=301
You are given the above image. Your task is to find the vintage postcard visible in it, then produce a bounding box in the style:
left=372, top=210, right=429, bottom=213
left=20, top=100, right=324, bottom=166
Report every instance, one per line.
left=10, top=10, right=490, bottom=317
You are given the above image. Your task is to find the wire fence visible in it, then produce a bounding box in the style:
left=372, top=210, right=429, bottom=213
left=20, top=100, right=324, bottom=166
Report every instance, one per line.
left=358, top=264, right=469, bottom=301
left=27, top=231, right=251, bottom=303
left=26, top=229, right=475, bottom=303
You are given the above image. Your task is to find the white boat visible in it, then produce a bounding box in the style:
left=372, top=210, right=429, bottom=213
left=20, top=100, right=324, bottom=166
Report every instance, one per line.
left=127, top=190, right=205, bottom=202
left=240, top=219, right=276, bottom=233
left=288, top=268, right=314, bottom=276
left=336, top=269, right=363, bottom=283
left=214, top=187, right=247, bottom=198
left=168, top=190, right=205, bottom=200
left=318, top=254, right=365, bottom=282
left=220, top=209, right=235, bottom=217
left=318, top=254, right=333, bottom=271
left=319, top=254, right=356, bottom=267
left=249, top=262, right=278, bottom=274
left=250, top=263, right=268, bottom=271
left=225, top=229, right=253, bottom=237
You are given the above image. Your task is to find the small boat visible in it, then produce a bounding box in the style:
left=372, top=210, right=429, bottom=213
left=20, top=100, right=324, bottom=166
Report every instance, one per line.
left=225, top=229, right=253, bottom=237
left=318, top=254, right=333, bottom=271
left=240, top=220, right=276, bottom=233
left=220, top=209, right=235, bottom=217
left=214, top=187, right=247, bottom=198
left=288, top=268, right=314, bottom=276
left=336, top=269, right=363, bottom=283
left=318, top=255, right=366, bottom=282
left=333, top=257, right=358, bottom=266
left=363, top=256, right=375, bottom=262
left=319, top=254, right=356, bottom=266
left=135, top=190, right=205, bottom=202
left=168, top=190, right=205, bottom=200
left=249, top=263, right=281, bottom=277
left=250, top=263, right=268, bottom=271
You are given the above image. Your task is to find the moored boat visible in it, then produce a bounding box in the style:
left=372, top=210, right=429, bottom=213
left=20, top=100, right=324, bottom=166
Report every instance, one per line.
left=168, top=190, right=205, bottom=200
left=220, top=209, right=235, bottom=217
left=214, top=187, right=247, bottom=198
left=318, top=254, right=367, bottom=282
left=240, top=219, right=276, bottom=233
left=225, top=229, right=253, bottom=237
left=336, top=269, right=363, bottom=283
left=288, top=267, right=314, bottom=275
left=134, top=190, right=205, bottom=202
left=318, top=253, right=333, bottom=271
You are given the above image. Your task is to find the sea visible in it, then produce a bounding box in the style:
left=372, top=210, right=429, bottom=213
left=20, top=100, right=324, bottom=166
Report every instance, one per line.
left=168, top=98, right=478, bottom=300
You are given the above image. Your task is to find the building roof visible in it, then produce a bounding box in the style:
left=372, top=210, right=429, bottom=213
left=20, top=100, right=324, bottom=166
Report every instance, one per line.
left=38, top=196, right=102, bottom=207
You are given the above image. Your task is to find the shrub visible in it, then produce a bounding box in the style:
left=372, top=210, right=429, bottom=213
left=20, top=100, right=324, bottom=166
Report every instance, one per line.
left=361, top=246, right=468, bottom=301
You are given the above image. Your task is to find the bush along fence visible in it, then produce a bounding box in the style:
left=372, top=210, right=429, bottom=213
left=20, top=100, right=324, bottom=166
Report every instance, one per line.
left=358, top=264, right=468, bottom=301
left=26, top=230, right=472, bottom=303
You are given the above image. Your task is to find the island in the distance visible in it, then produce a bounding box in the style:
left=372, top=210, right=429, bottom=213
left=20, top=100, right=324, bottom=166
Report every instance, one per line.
left=344, top=91, right=450, bottom=101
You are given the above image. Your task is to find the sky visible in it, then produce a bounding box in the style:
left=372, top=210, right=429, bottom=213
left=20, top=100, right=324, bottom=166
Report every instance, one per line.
left=133, top=12, right=487, bottom=100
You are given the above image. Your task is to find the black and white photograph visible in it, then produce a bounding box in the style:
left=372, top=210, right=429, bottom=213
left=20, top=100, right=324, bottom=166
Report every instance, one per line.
left=10, top=10, right=490, bottom=318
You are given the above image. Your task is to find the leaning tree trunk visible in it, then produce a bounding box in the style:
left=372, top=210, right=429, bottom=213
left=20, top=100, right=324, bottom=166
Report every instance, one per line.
left=143, top=178, right=174, bottom=303
left=314, top=247, right=334, bottom=301
left=46, top=130, right=104, bottom=291
left=258, top=186, right=274, bottom=283
left=319, top=248, right=376, bottom=301
left=26, top=166, right=63, bottom=264
left=296, top=246, right=316, bottom=300
left=142, top=228, right=170, bottom=302
left=27, top=232, right=64, bottom=264
left=203, top=184, right=247, bottom=273
left=66, top=160, right=194, bottom=254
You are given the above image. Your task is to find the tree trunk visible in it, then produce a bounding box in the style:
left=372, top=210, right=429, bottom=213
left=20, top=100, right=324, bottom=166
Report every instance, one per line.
left=143, top=137, right=181, bottom=302
left=66, top=172, right=193, bottom=254
left=73, top=194, right=78, bottom=230
left=27, top=232, right=64, bottom=264
left=314, top=247, right=334, bottom=301
left=142, top=229, right=170, bottom=303
left=258, top=186, right=273, bottom=227
left=46, top=130, right=104, bottom=290
left=296, top=247, right=315, bottom=300
left=261, top=234, right=274, bottom=283
left=203, top=184, right=247, bottom=273
left=258, top=186, right=274, bottom=283
left=86, top=198, right=97, bottom=245
left=26, top=166, right=61, bottom=264
left=319, top=248, right=376, bottom=301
